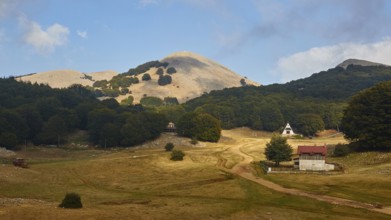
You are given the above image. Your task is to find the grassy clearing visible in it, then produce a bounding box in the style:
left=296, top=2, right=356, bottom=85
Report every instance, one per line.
left=259, top=151, right=391, bottom=206
left=0, top=129, right=389, bottom=219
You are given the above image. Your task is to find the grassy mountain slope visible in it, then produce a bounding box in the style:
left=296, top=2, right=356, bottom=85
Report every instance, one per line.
left=114, top=51, right=258, bottom=103
left=17, top=70, right=118, bottom=88
left=184, top=64, right=391, bottom=132
left=16, top=51, right=258, bottom=104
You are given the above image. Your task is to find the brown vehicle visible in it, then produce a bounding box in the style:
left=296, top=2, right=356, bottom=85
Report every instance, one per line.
left=12, top=158, right=28, bottom=168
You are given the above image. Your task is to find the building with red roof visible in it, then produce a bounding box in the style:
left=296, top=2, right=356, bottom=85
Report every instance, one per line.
left=294, top=145, right=334, bottom=171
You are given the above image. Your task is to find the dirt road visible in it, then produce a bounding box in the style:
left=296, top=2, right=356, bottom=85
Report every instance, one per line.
left=217, top=141, right=391, bottom=216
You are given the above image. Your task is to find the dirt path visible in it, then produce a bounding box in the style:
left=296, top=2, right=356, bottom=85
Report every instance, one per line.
left=217, top=140, right=391, bottom=216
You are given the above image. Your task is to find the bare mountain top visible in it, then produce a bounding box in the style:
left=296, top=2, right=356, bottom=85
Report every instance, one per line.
left=16, top=51, right=259, bottom=103
left=120, top=51, right=259, bottom=103
left=337, top=59, right=388, bottom=69
left=17, top=70, right=118, bottom=88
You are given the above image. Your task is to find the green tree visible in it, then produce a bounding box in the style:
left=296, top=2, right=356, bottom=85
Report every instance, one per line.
left=156, top=68, right=164, bottom=75
left=341, top=81, right=391, bottom=151
left=264, top=135, right=292, bottom=166
left=34, top=115, right=67, bottom=145
left=167, top=67, right=177, bottom=74
left=121, top=96, right=134, bottom=106
left=157, top=105, right=186, bottom=124
left=158, top=75, right=172, bottom=86
left=142, top=73, right=151, bottom=81
left=177, top=112, right=221, bottom=142
left=295, top=113, right=325, bottom=137
left=140, top=96, right=163, bottom=107
left=0, top=132, right=18, bottom=150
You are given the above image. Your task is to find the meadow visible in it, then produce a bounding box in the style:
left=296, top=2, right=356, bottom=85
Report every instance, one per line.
left=0, top=128, right=390, bottom=219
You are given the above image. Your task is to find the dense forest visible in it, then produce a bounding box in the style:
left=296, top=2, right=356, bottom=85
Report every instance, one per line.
left=2, top=64, right=391, bottom=150
left=0, top=78, right=167, bottom=149
left=184, top=65, right=391, bottom=135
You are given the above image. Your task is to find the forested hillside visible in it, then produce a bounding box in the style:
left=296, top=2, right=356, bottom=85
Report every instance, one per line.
left=184, top=65, right=391, bottom=135
left=0, top=78, right=167, bottom=149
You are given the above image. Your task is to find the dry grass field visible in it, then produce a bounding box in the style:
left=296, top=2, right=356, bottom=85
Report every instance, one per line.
left=0, top=128, right=390, bottom=219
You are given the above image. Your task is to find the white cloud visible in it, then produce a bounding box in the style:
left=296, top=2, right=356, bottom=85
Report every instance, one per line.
left=275, top=38, right=391, bottom=82
left=77, top=30, right=88, bottom=39
left=19, top=17, right=70, bottom=54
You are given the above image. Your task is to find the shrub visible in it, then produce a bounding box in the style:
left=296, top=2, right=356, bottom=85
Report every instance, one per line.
left=92, top=80, right=108, bottom=88
left=142, top=73, right=151, bottom=81
left=140, top=96, right=163, bottom=107
left=333, top=144, right=350, bottom=157
left=163, top=97, right=179, bottom=105
left=156, top=68, right=164, bottom=75
left=59, top=193, right=82, bottom=209
left=167, top=67, right=177, bottom=74
left=120, top=96, right=134, bottom=105
left=240, top=78, right=247, bottom=86
left=120, top=88, right=129, bottom=95
left=165, top=143, right=174, bottom=151
left=171, top=150, right=185, bottom=161
left=158, top=75, right=172, bottom=86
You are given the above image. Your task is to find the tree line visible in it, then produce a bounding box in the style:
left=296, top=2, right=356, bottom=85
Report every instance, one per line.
left=0, top=78, right=168, bottom=149
left=184, top=65, right=391, bottom=137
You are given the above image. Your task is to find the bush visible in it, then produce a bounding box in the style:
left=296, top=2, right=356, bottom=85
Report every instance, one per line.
left=158, top=75, right=172, bottom=86
left=167, top=67, right=177, bottom=74
left=59, top=193, right=82, bottom=209
left=156, top=68, right=164, bottom=75
left=333, top=144, right=350, bottom=157
left=165, top=143, right=174, bottom=151
left=120, top=88, right=129, bottom=95
left=142, top=73, right=151, bottom=81
left=171, top=150, right=185, bottom=161
left=140, top=96, right=163, bottom=107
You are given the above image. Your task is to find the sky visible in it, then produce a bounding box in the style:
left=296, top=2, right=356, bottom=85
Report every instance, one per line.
left=1, top=0, right=391, bottom=84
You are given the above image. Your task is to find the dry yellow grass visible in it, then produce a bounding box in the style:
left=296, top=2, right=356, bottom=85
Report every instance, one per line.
left=0, top=128, right=389, bottom=219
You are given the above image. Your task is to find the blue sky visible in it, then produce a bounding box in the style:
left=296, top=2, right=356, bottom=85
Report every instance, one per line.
left=1, top=0, right=391, bottom=84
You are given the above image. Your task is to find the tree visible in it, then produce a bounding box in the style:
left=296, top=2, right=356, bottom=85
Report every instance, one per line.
left=295, top=113, right=324, bottom=137
left=171, top=150, right=185, bottom=161
left=0, top=132, right=18, bottom=150
left=142, top=73, right=151, bottom=81
left=59, top=193, right=82, bottom=209
left=140, top=96, right=163, bottom=107
left=158, top=75, right=172, bottom=86
left=156, top=68, right=164, bottom=75
left=165, top=143, right=174, bottom=151
left=177, top=112, right=221, bottom=142
left=264, top=135, right=292, bottom=166
left=341, top=81, right=391, bottom=151
left=34, top=115, right=67, bottom=145
left=167, top=67, right=177, bottom=74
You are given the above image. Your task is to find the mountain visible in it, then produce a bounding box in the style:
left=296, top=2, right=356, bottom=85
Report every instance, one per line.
left=16, top=70, right=118, bottom=88
left=119, top=51, right=258, bottom=103
left=16, top=51, right=259, bottom=104
left=184, top=64, right=391, bottom=131
left=337, top=59, right=388, bottom=69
